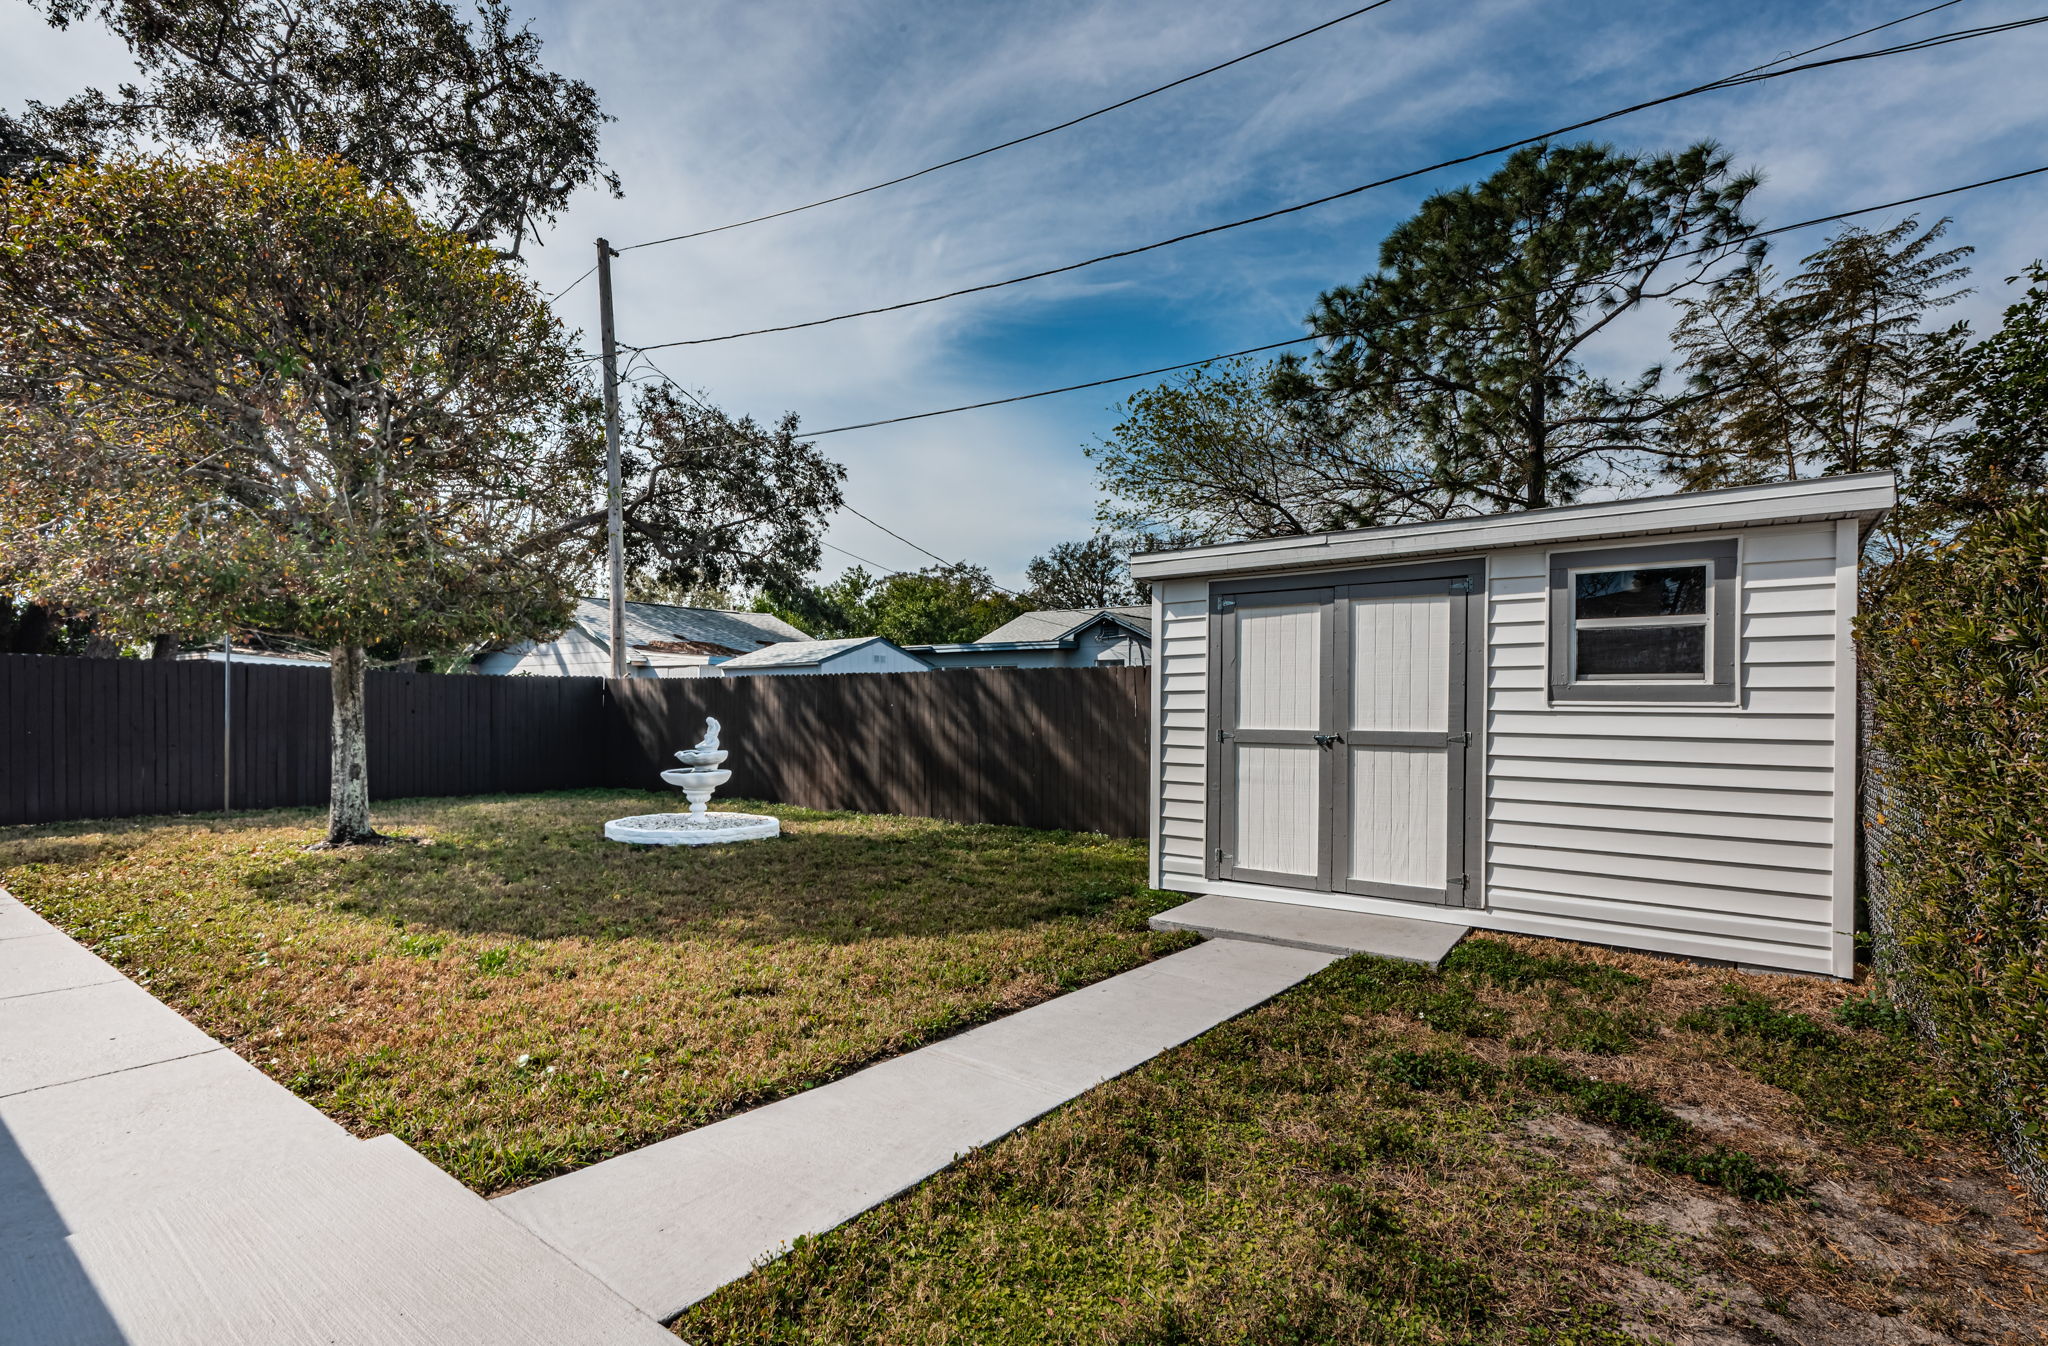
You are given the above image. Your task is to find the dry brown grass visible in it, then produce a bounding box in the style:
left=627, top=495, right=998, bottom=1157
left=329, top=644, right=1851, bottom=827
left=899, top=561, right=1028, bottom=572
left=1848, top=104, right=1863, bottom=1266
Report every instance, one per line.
left=0, top=790, right=1192, bottom=1192
left=679, top=934, right=2048, bottom=1346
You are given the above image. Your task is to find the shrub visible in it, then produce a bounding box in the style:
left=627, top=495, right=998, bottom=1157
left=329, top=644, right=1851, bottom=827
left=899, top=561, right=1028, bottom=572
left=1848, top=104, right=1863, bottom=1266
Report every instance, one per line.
left=1861, top=502, right=2048, bottom=1211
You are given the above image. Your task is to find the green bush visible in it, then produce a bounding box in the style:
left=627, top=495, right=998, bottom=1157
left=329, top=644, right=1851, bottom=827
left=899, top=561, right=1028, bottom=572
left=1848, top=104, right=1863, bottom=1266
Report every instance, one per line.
left=1861, top=502, right=2048, bottom=1211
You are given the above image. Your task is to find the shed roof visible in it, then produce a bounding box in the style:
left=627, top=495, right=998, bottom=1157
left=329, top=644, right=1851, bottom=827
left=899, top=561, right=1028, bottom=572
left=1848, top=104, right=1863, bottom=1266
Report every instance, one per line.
left=716, top=636, right=908, bottom=670
left=1128, top=473, right=1896, bottom=581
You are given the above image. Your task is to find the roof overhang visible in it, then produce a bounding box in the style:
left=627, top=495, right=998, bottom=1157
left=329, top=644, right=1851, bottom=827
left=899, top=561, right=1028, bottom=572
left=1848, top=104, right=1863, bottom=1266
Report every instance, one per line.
left=1129, top=473, right=1896, bottom=582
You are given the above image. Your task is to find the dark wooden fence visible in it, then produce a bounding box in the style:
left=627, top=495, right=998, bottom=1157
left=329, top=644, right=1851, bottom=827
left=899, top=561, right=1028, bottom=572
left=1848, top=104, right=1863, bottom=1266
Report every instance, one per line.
left=608, top=666, right=1151, bottom=836
left=0, top=656, right=1151, bottom=836
left=0, top=654, right=606, bottom=826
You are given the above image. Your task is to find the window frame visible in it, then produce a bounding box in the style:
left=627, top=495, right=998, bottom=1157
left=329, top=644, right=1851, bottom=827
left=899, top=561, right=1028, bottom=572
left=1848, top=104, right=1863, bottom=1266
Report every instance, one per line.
left=1547, top=538, right=1739, bottom=704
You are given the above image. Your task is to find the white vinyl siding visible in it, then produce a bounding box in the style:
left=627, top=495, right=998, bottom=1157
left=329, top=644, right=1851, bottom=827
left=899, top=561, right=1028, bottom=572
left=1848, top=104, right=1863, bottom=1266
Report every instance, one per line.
left=1481, top=522, right=1844, bottom=974
left=1153, top=582, right=1211, bottom=884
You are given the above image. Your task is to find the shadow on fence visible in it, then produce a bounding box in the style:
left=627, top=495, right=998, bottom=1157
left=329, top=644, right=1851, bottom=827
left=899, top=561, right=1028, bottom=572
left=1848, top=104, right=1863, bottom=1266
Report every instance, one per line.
left=0, top=655, right=1150, bottom=838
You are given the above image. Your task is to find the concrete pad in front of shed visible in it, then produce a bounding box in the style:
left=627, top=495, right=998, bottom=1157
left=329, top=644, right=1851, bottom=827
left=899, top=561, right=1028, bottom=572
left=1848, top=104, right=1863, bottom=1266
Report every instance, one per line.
left=0, top=932, right=125, bottom=1001
left=0, top=1048, right=362, bottom=1258
left=0, top=978, right=221, bottom=1098
left=1151, top=894, right=1469, bottom=966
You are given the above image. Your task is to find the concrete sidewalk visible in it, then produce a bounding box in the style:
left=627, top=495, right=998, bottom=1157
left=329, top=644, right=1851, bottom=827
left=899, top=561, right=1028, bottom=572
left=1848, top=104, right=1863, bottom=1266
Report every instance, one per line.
left=495, top=937, right=1339, bottom=1320
left=0, top=887, right=675, bottom=1346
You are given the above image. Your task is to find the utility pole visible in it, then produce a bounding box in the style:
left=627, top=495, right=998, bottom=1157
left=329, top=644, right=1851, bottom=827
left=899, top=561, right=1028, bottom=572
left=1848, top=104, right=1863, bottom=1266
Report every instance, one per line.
left=596, top=238, right=627, bottom=679
left=221, top=633, right=232, bottom=813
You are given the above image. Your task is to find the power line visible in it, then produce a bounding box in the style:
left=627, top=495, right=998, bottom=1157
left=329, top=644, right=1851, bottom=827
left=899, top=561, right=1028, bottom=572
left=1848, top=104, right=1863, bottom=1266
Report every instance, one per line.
left=800, top=162, right=2048, bottom=437
left=619, top=351, right=1023, bottom=592
left=550, top=263, right=598, bottom=302
left=618, top=0, right=1406, bottom=250
left=1720, top=0, right=1964, bottom=79
left=627, top=13, right=2045, bottom=354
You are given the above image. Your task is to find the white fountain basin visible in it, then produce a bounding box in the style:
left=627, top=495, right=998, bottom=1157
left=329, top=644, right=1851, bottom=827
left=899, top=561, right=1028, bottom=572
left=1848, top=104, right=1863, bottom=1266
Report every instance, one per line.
left=604, top=812, right=781, bottom=846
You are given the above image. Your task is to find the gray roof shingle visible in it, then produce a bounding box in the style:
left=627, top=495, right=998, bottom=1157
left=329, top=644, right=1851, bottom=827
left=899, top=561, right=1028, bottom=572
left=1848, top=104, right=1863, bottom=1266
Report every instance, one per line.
left=571, top=598, right=808, bottom=655
left=972, top=606, right=1152, bottom=645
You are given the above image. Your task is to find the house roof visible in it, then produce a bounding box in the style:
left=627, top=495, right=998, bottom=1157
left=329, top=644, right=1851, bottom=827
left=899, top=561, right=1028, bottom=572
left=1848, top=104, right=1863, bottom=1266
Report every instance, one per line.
left=973, top=606, right=1152, bottom=645
left=1128, top=473, right=1898, bottom=581
left=715, top=636, right=908, bottom=670
left=569, top=598, right=807, bottom=654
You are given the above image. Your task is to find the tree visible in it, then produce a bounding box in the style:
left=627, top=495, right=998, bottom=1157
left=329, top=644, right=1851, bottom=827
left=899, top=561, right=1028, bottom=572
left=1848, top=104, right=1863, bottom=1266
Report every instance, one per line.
left=0, top=150, right=597, bottom=845
left=17, top=0, right=617, bottom=252
left=1937, top=261, right=2048, bottom=513
left=0, top=595, right=102, bottom=655
left=612, top=385, right=843, bottom=598
left=1665, top=218, right=1973, bottom=541
left=759, top=564, right=1027, bottom=645
left=1090, top=358, right=1455, bottom=543
left=1024, top=536, right=1141, bottom=609
left=1275, top=141, right=1759, bottom=512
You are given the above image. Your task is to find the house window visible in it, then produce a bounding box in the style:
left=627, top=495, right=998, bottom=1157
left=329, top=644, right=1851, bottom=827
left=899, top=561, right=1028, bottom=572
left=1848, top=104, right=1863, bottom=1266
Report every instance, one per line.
left=1548, top=539, right=1738, bottom=704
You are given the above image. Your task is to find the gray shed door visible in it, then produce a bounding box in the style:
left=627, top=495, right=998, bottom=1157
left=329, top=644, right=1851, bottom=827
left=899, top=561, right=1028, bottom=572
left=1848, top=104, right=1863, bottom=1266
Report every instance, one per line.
left=1214, top=569, right=1471, bottom=905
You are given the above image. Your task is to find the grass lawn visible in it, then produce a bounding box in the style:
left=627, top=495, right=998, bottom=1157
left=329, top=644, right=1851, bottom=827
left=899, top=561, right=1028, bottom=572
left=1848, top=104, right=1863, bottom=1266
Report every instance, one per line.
left=680, top=936, right=2048, bottom=1346
left=0, top=790, right=1192, bottom=1192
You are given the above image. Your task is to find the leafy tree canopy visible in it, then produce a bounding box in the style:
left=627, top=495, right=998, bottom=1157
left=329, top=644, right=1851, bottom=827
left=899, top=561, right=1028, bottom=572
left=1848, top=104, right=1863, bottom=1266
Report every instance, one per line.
left=1666, top=216, right=1975, bottom=555
left=760, top=564, right=1028, bottom=647
left=0, top=149, right=597, bottom=840
left=1024, top=535, right=1142, bottom=609
left=15, top=0, right=617, bottom=251
left=1090, top=357, right=1458, bottom=541
left=1275, top=140, right=1759, bottom=512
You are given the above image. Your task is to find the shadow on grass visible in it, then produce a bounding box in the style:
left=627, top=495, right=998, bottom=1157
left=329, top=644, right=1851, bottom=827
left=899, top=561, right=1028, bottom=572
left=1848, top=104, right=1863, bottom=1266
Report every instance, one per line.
left=3, top=790, right=1160, bottom=947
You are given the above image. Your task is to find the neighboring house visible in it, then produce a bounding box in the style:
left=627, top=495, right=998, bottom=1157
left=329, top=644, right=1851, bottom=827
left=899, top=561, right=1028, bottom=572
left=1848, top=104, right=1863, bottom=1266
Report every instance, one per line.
left=908, top=607, right=1152, bottom=670
left=715, top=636, right=932, bottom=677
left=474, top=598, right=808, bottom=679
left=179, top=643, right=329, bottom=668
left=1131, top=472, right=1896, bottom=980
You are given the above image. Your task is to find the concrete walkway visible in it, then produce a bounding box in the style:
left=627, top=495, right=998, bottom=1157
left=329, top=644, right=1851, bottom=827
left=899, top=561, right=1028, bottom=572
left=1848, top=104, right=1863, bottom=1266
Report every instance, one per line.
left=5, top=877, right=1464, bottom=1335
left=0, top=887, right=675, bottom=1346
left=496, top=937, right=1339, bottom=1320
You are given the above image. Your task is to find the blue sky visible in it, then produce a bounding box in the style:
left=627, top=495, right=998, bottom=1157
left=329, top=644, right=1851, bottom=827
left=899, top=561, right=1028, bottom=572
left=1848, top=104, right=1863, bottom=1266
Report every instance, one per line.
left=6, top=0, right=2045, bottom=587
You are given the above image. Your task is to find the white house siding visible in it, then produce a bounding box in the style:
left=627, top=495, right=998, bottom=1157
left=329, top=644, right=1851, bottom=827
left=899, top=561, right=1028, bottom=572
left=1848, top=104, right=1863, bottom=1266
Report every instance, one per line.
left=1146, top=520, right=1856, bottom=977
left=1483, top=521, right=1848, bottom=975
left=1152, top=579, right=1212, bottom=891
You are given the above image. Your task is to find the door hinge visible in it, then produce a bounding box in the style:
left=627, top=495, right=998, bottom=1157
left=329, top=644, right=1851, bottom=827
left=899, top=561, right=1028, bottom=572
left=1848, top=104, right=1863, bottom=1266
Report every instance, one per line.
left=1451, top=873, right=1469, bottom=889
left=1217, top=728, right=1233, bottom=743
left=1447, top=731, right=1471, bottom=746
left=1214, top=594, right=1237, bottom=613
left=1215, top=847, right=1228, bottom=863
left=1448, top=576, right=1475, bottom=595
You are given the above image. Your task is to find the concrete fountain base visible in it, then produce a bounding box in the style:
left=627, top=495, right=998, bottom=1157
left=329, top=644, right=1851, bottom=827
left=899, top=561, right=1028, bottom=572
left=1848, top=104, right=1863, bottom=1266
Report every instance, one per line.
left=603, top=813, right=781, bottom=846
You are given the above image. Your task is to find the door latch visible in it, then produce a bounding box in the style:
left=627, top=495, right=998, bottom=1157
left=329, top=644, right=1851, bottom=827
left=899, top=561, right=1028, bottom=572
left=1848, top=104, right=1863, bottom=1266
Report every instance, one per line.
left=1312, top=733, right=1345, bottom=749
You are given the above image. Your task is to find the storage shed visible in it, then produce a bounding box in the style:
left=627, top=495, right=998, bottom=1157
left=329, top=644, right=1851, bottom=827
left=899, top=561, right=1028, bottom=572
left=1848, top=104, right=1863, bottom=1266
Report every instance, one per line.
left=1130, top=473, right=1896, bottom=979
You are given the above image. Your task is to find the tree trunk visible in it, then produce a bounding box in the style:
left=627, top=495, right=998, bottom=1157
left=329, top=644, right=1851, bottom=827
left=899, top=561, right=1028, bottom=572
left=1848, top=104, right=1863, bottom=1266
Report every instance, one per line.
left=324, top=644, right=380, bottom=846
left=150, top=633, right=180, bottom=659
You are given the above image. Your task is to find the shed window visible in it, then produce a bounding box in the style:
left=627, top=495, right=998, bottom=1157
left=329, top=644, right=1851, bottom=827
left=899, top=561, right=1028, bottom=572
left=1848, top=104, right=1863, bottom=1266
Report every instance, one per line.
left=1571, top=565, right=1709, bottom=679
left=1549, top=541, right=1738, bottom=704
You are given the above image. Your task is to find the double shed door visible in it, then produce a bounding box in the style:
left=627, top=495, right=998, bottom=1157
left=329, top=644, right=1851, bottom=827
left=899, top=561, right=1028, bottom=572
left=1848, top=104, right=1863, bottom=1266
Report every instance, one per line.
left=1210, top=562, right=1477, bottom=906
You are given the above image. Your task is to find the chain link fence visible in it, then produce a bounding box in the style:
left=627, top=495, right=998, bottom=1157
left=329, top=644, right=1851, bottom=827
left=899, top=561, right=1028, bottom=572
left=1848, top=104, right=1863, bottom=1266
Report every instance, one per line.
left=1861, top=683, right=2048, bottom=1213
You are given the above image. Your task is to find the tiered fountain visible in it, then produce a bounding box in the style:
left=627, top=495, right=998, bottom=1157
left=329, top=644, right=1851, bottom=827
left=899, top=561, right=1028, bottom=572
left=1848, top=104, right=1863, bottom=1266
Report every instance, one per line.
left=603, top=717, right=781, bottom=846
